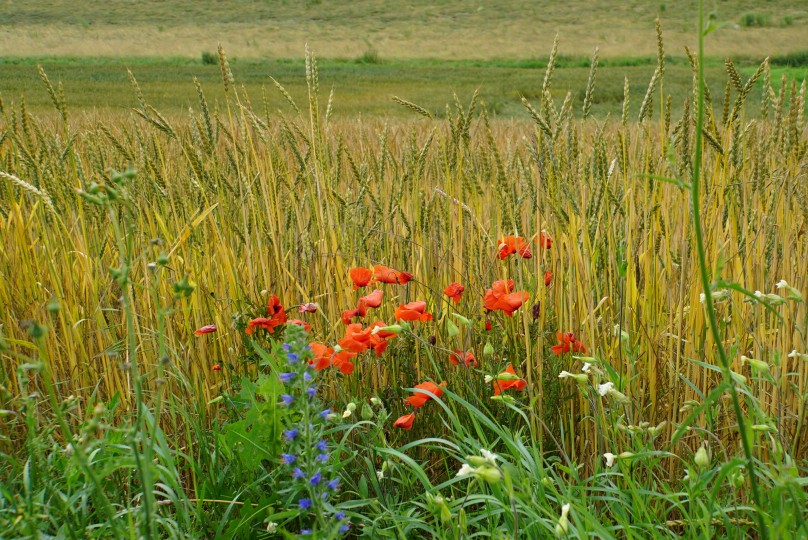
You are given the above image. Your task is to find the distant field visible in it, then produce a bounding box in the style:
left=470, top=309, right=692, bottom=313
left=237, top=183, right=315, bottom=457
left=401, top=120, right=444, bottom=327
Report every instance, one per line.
left=1, top=56, right=804, bottom=119
left=0, top=0, right=806, bottom=60
left=0, top=1, right=805, bottom=118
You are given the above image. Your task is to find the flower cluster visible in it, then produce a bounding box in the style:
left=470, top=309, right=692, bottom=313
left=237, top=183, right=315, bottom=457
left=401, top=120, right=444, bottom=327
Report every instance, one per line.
left=275, top=323, right=350, bottom=537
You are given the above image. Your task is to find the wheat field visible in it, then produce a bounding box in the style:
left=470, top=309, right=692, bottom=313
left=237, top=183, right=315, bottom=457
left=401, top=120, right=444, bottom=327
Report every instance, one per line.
left=0, top=31, right=806, bottom=537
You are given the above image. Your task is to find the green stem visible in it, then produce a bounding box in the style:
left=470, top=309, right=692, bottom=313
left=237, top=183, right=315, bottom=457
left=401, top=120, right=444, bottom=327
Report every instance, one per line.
left=691, top=2, right=766, bottom=535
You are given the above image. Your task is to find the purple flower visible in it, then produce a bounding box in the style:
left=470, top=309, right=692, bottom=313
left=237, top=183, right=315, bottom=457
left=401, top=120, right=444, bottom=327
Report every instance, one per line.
left=279, top=372, right=295, bottom=383
left=317, top=453, right=329, bottom=462
left=292, top=467, right=305, bottom=479
left=280, top=394, right=294, bottom=406
left=283, top=429, right=299, bottom=441
left=299, top=498, right=312, bottom=510
left=282, top=344, right=292, bottom=351
left=281, top=453, right=296, bottom=465
left=286, top=352, right=299, bottom=364
left=320, top=409, right=331, bottom=419
left=339, top=524, right=350, bottom=534
left=328, top=479, right=340, bottom=490
left=310, top=471, right=322, bottom=485
left=335, top=511, right=345, bottom=521
left=316, top=440, right=328, bottom=452
left=300, top=530, right=311, bottom=535
left=307, top=387, right=317, bottom=398
left=303, top=372, right=312, bottom=382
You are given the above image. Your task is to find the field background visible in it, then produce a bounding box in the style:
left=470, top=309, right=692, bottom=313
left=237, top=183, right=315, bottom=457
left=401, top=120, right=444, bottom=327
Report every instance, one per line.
left=0, top=0, right=806, bottom=117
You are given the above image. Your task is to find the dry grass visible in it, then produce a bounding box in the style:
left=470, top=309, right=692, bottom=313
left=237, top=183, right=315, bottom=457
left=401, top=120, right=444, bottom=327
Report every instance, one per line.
left=0, top=52, right=806, bottom=462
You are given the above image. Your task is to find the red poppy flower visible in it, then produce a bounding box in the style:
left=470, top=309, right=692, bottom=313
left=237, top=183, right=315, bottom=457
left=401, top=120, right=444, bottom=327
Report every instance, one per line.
left=550, top=332, right=587, bottom=356
left=341, top=308, right=361, bottom=325
left=245, top=317, right=279, bottom=335
left=212, top=364, right=222, bottom=371
left=368, top=320, right=396, bottom=356
left=374, top=265, right=414, bottom=285
left=394, top=412, right=416, bottom=430
left=309, top=342, right=334, bottom=370
left=444, top=283, right=465, bottom=303
left=394, top=301, right=433, bottom=322
left=485, top=319, right=493, bottom=331
left=359, top=289, right=384, bottom=310
left=450, top=349, right=477, bottom=367
left=298, top=302, right=318, bottom=313
left=539, top=230, right=553, bottom=249
left=498, top=236, right=532, bottom=259
left=246, top=294, right=288, bottom=335
left=194, top=324, right=217, bottom=335
left=405, top=381, right=447, bottom=408
left=483, top=279, right=529, bottom=317
left=331, top=350, right=357, bottom=375
left=287, top=319, right=312, bottom=333
left=544, top=271, right=552, bottom=286
left=492, top=364, right=526, bottom=395
left=339, top=323, right=373, bottom=353
left=350, top=267, right=374, bottom=290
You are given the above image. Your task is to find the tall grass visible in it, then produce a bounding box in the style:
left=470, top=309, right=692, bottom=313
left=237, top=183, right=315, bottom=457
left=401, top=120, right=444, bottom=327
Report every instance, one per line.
left=0, top=27, right=806, bottom=537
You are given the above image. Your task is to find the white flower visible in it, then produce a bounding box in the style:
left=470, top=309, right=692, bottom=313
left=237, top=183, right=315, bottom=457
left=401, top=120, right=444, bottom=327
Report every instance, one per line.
left=370, top=397, right=382, bottom=406
left=484, top=375, right=494, bottom=384
left=581, top=362, right=603, bottom=376
left=699, top=293, right=706, bottom=304
left=603, top=452, right=616, bottom=467
left=265, top=522, right=278, bottom=533
left=776, top=280, right=789, bottom=289
left=597, top=381, right=629, bottom=403
left=754, top=290, right=764, bottom=299
left=376, top=470, right=384, bottom=480
left=598, top=382, right=615, bottom=396
left=788, top=350, right=808, bottom=360
left=342, top=410, right=352, bottom=419
left=456, top=464, right=476, bottom=477
left=559, top=371, right=573, bottom=378
left=480, top=449, right=498, bottom=464
left=554, top=503, right=571, bottom=536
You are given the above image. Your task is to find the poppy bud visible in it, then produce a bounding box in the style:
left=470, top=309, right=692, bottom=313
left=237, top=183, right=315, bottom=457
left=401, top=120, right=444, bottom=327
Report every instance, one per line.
left=531, top=302, right=541, bottom=320
left=428, top=335, right=437, bottom=345
left=346, top=402, right=357, bottom=412
left=446, top=320, right=460, bottom=338
left=694, top=445, right=709, bottom=470
left=451, top=313, right=472, bottom=326
left=483, top=341, right=494, bottom=357
left=496, top=371, right=520, bottom=381
left=212, top=364, right=222, bottom=371
left=361, top=402, right=374, bottom=420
